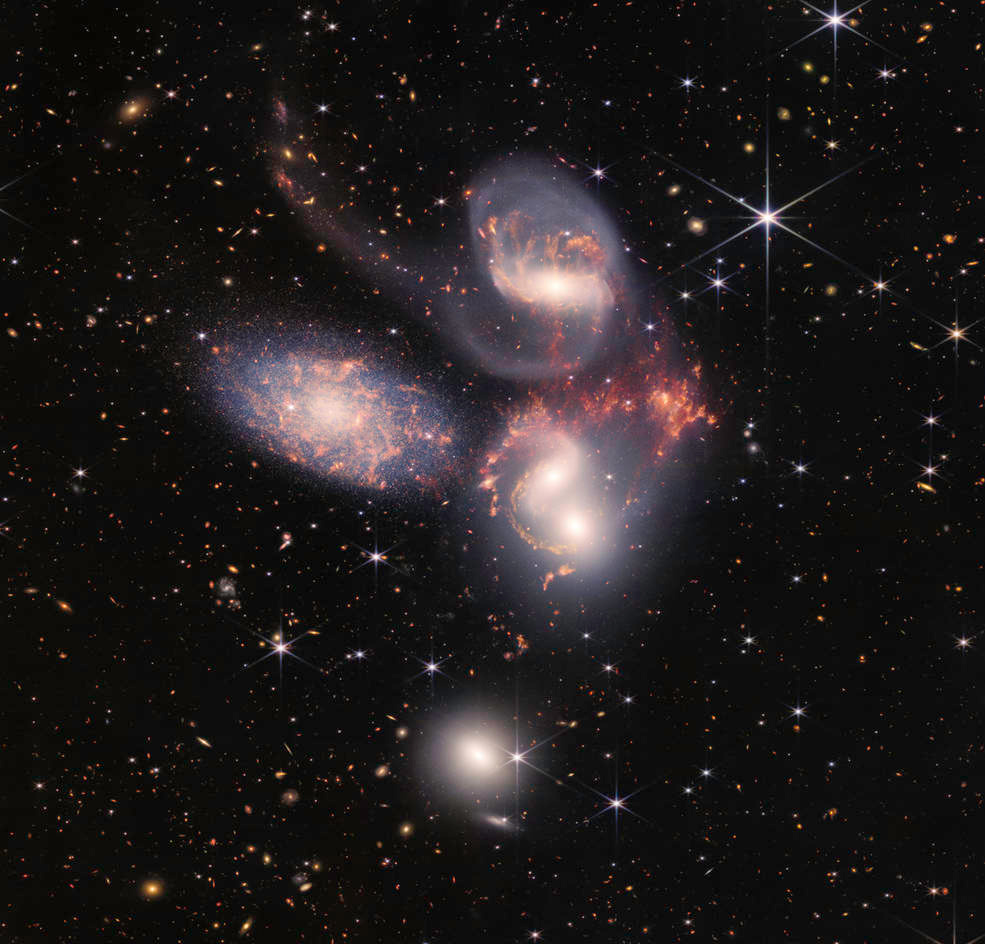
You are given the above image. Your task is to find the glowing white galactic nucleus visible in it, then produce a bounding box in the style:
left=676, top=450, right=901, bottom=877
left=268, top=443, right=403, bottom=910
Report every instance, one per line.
left=507, top=432, right=609, bottom=560
left=481, top=420, right=618, bottom=578
left=490, top=258, right=614, bottom=318
left=422, top=716, right=515, bottom=799
left=457, top=736, right=500, bottom=776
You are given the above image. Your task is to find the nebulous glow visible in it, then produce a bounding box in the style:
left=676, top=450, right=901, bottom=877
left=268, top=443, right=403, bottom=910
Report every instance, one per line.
left=459, top=162, right=621, bottom=379
left=502, top=266, right=612, bottom=313
left=421, top=716, right=514, bottom=799
left=457, top=736, right=500, bottom=775
left=479, top=347, right=713, bottom=583
left=210, top=341, right=458, bottom=493
left=120, top=97, right=151, bottom=122
left=503, top=432, right=609, bottom=559
left=140, top=878, right=164, bottom=900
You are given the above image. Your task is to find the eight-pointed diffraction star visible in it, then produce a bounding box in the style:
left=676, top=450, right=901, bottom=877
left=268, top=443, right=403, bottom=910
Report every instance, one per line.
left=405, top=641, right=454, bottom=696
left=351, top=536, right=408, bottom=591
left=778, top=1, right=895, bottom=60
left=765, top=0, right=898, bottom=98
left=582, top=781, right=650, bottom=841
left=224, top=611, right=331, bottom=690
left=927, top=308, right=982, bottom=360
left=653, top=143, right=883, bottom=301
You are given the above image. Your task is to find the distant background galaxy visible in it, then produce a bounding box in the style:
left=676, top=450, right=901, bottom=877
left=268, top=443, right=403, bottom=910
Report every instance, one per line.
left=6, top=3, right=985, bottom=943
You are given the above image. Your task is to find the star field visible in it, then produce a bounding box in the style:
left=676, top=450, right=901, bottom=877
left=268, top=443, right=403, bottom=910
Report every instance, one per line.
left=4, top=2, right=985, bottom=942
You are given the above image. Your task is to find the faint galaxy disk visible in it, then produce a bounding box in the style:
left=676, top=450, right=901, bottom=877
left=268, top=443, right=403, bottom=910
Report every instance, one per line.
left=478, top=812, right=514, bottom=831
left=209, top=335, right=460, bottom=494
left=458, top=161, right=623, bottom=379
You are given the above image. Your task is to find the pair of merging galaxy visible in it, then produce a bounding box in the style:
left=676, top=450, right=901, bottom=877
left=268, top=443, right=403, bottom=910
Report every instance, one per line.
left=209, top=100, right=713, bottom=582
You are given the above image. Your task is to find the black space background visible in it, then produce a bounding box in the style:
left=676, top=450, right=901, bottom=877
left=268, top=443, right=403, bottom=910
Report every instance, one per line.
left=3, top=1, right=984, bottom=942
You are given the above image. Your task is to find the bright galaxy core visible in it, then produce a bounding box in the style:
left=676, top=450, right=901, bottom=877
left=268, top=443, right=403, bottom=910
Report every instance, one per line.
left=211, top=342, right=459, bottom=493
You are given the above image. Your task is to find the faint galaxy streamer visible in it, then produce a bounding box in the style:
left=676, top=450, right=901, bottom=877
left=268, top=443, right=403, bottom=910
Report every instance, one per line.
left=269, top=101, right=626, bottom=380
